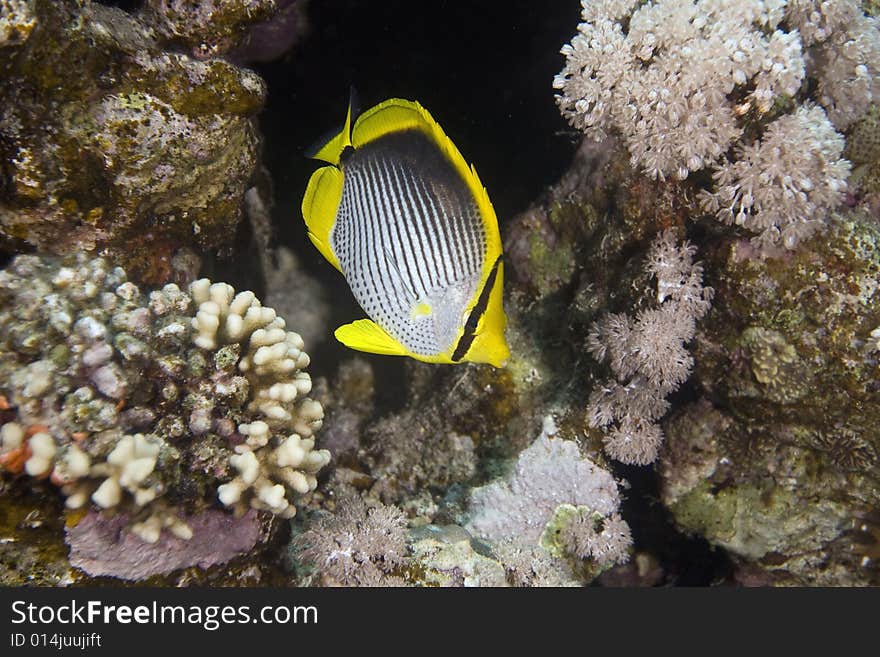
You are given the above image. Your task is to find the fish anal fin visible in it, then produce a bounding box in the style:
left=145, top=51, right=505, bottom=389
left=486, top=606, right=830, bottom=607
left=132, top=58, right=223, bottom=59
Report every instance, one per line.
left=301, top=165, right=343, bottom=272
left=335, top=319, right=408, bottom=356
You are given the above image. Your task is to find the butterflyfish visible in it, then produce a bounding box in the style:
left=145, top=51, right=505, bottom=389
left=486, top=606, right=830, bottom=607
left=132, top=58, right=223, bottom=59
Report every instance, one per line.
left=301, top=98, right=510, bottom=367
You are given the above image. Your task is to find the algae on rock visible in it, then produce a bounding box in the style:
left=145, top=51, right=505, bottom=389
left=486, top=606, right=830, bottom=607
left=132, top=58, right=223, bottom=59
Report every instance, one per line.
left=0, top=0, right=265, bottom=277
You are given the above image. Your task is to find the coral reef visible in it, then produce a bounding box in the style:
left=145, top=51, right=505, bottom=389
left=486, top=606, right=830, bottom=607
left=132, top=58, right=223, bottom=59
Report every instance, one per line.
left=0, top=253, right=328, bottom=556
left=659, top=214, right=880, bottom=585
left=0, top=479, right=77, bottom=586
left=6, top=0, right=877, bottom=590
left=363, top=407, right=478, bottom=508
left=292, top=499, right=584, bottom=587
left=554, top=0, right=879, bottom=249
left=586, top=229, right=713, bottom=464
left=0, top=0, right=265, bottom=274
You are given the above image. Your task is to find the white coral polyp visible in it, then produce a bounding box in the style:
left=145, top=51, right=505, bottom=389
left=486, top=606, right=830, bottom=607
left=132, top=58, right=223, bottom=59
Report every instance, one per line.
left=587, top=231, right=713, bottom=464
left=187, top=278, right=329, bottom=520
left=555, top=0, right=812, bottom=180
left=556, top=0, right=875, bottom=247
left=700, top=104, right=851, bottom=249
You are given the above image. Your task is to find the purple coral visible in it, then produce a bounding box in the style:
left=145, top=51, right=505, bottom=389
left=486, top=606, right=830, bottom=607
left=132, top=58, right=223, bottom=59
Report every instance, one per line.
left=465, top=416, right=629, bottom=565
left=66, top=509, right=263, bottom=581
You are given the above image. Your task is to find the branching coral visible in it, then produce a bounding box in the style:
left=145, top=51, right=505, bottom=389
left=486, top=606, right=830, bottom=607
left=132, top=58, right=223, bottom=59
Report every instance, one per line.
left=587, top=230, right=713, bottom=465
left=0, top=253, right=329, bottom=542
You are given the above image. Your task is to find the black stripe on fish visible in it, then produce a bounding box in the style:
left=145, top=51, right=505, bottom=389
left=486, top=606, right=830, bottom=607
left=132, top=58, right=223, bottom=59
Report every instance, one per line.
left=452, top=255, right=502, bottom=363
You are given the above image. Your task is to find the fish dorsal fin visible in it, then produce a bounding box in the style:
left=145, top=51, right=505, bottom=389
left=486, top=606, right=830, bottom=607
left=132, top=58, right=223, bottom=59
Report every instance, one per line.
left=307, top=99, right=354, bottom=165
left=301, top=164, right=344, bottom=272
left=335, top=319, right=408, bottom=356
left=352, top=99, right=468, bottom=180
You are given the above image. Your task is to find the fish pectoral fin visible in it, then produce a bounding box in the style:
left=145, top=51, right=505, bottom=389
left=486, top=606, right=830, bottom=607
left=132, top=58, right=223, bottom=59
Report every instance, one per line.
left=410, top=301, right=432, bottom=320
left=335, top=319, right=408, bottom=356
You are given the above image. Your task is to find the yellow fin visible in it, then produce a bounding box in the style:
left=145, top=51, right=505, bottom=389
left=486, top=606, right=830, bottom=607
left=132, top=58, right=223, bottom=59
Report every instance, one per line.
left=351, top=98, right=433, bottom=147
left=301, top=165, right=343, bottom=272
left=308, top=100, right=353, bottom=165
left=335, top=319, right=408, bottom=356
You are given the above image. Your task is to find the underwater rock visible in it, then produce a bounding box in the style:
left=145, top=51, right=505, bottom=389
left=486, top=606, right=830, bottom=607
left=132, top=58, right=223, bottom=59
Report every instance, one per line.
left=228, top=0, right=309, bottom=64
left=139, top=0, right=308, bottom=64
left=0, top=0, right=264, bottom=276
left=0, top=480, right=78, bottom=586
left=659, top=214, right=880, bottom=585
left=66, top=508, right=262, bottom=581
left=142, top=0, right=288, bottom=60
left=0, top=253, right=329, bottom=553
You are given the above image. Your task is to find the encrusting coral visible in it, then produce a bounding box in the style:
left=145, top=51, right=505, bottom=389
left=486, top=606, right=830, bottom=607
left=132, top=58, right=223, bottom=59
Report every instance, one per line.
left=0, top=253, right=329, bottom=545
left=465, top=416, right=632, bottom=572
left=659, top=214, right=880, bottom=585
left=554, top=0, right=879, bottom=250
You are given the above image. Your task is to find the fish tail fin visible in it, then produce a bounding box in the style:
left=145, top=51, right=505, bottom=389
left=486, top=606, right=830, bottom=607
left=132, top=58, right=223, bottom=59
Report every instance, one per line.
left=306, top=92, right=355, bottom=165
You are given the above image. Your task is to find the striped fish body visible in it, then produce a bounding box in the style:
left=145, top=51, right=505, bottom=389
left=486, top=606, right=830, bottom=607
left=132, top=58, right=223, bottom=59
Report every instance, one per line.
left=302, top=98, right=509, bottom=367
